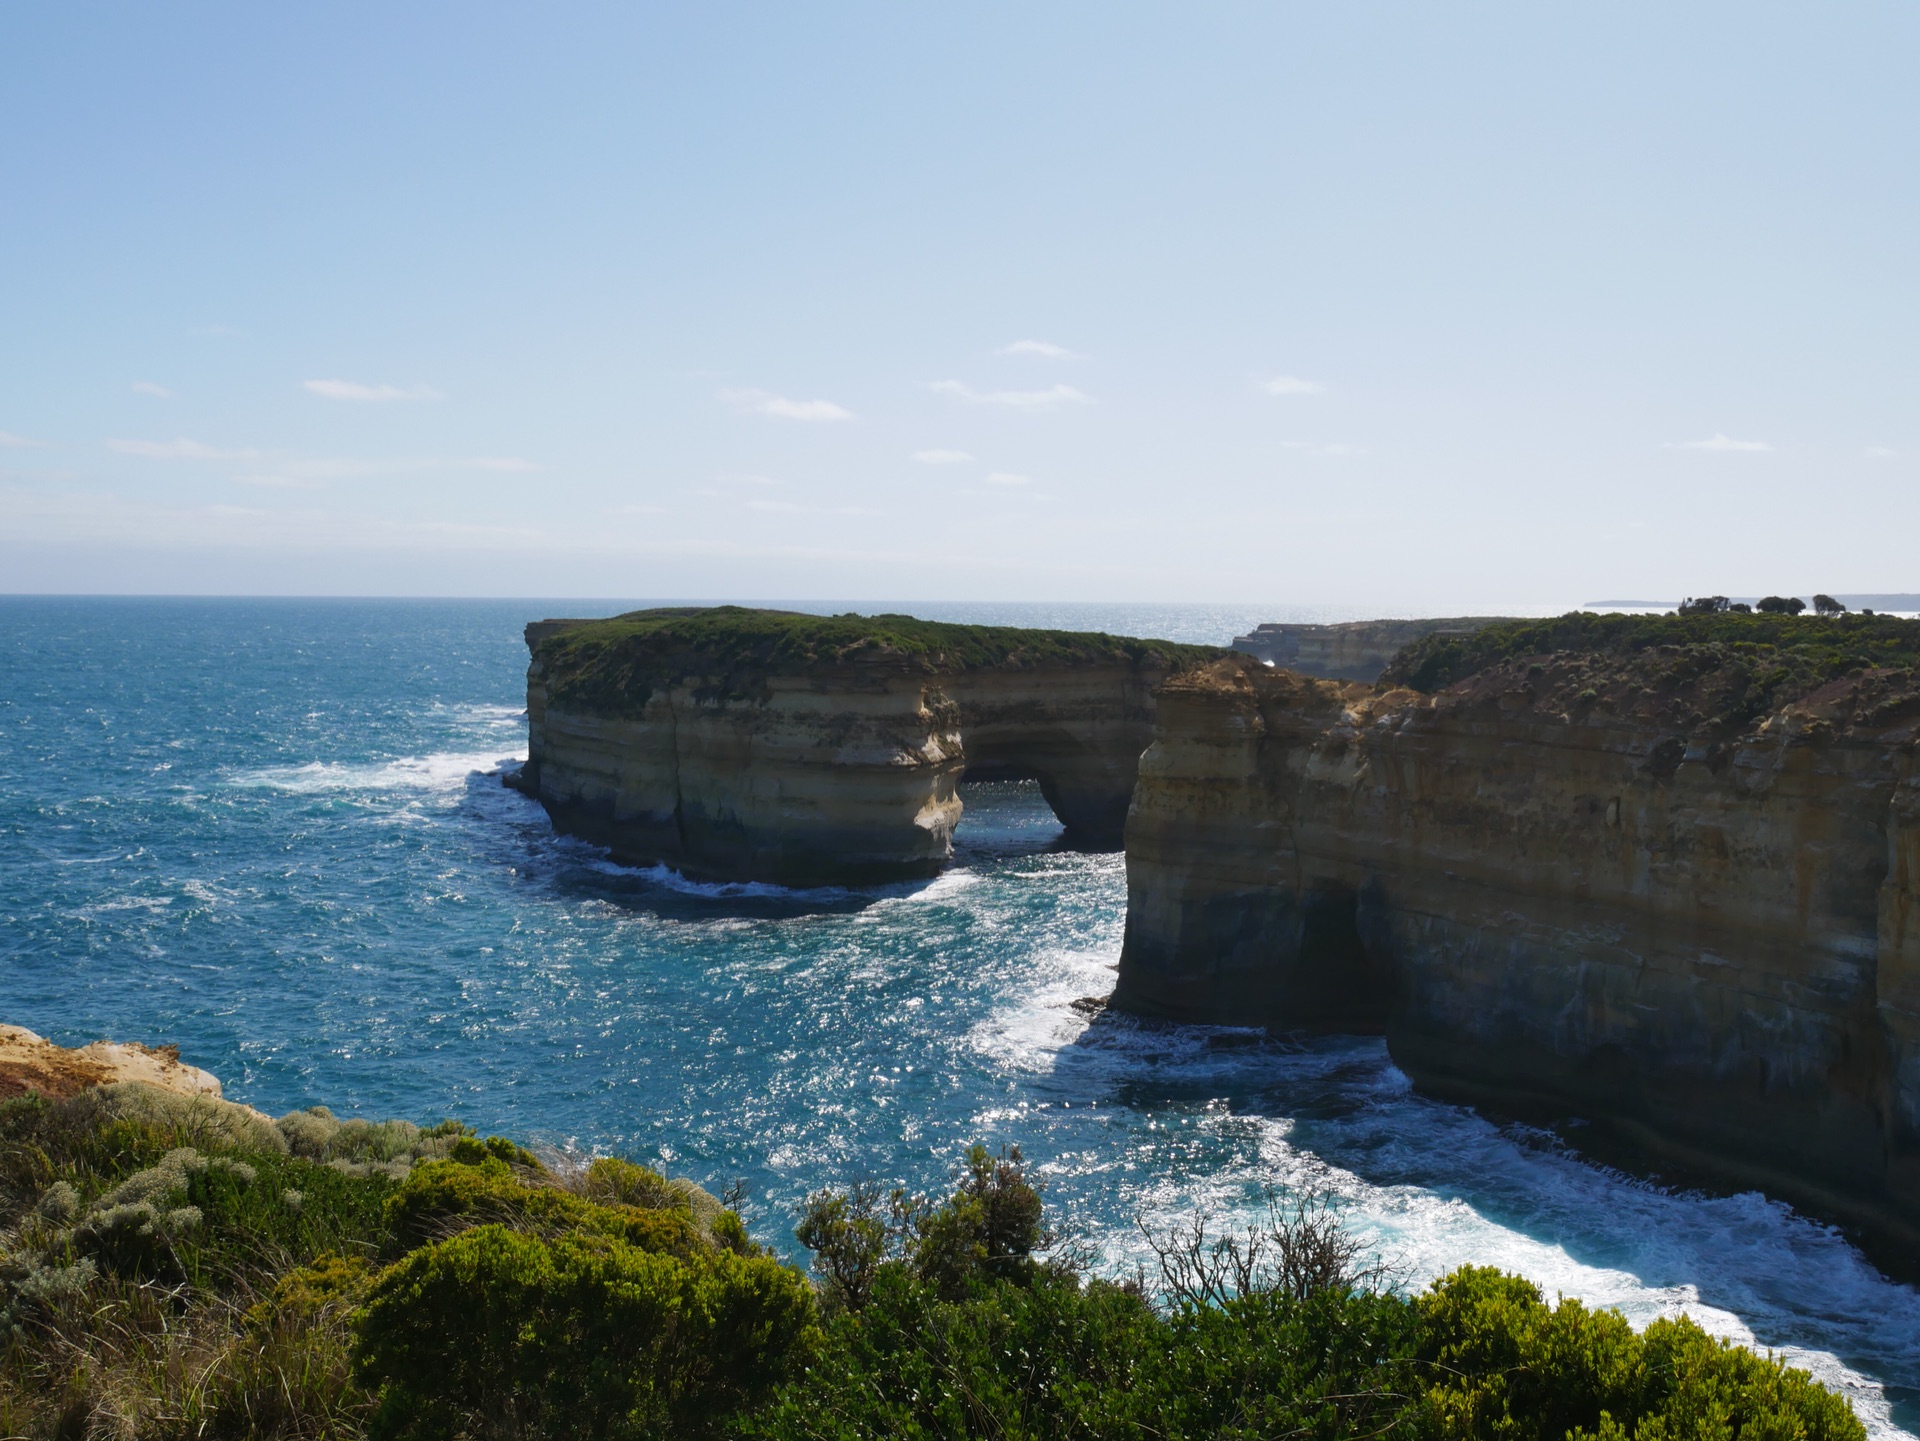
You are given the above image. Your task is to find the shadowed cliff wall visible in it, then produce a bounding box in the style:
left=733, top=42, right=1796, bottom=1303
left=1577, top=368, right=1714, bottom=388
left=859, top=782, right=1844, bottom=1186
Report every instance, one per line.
left=518, top=608, right=1215, bottom=886
left=1115, top=642, right=1920, bottom=1263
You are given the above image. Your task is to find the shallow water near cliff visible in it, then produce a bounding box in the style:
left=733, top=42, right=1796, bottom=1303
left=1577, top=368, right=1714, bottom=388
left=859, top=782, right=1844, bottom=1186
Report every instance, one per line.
left=3, top=596, right=1918, bottom=1437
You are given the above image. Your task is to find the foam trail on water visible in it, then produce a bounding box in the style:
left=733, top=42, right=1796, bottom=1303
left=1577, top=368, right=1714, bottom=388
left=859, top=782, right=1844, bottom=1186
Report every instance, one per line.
left=231, top=751, right=523, bottom=795
left=972, top=971, right=1920, bottom=1441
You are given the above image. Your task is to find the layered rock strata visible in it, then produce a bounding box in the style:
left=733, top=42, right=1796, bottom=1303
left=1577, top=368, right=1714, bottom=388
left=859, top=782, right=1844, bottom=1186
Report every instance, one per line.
left=1115, top=647, right=1920, bottom=1260
left=519, top=608, right=1216, bottom=886
left=1230, top=617, right=1512, bottom=682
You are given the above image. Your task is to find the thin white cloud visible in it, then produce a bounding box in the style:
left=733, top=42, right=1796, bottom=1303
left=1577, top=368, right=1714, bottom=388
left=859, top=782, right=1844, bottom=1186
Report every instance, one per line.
left=303, top=379, right=443, bottom=403
left=719, top=388, right=853, bottom=422
left=0, top=430, right=48, bottom=449
left=466, top=457, right=543, bottom=473
left=234, top=474, right=325, bottom=490
left=930, top=380, right=1090, bottom=410
left=131, top=381, right=173, bottom=398
left=747, top=498, right=879, bottom=516
left=1672, top=433, right=1770, bottom=452
left=1866, top=446, right=1896, bottom=458
left=912, top=449, right=973, bottom=464
left=999, top=339, right=1079, bottom=359
left=1262, top=375, right=1324, bottom=396
left=985, top=472, right=1032, bottom=486
left=108, top=437, right=264, bottom=461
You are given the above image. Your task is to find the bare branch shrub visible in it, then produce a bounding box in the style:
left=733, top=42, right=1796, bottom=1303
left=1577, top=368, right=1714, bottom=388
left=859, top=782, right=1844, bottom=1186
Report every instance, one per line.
left=1138, top=1188, right=1389, bottom=1310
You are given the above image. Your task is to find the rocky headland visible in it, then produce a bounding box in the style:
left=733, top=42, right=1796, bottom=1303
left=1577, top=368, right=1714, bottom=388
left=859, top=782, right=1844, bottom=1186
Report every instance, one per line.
left=1230, top=616, right=1512, bottom=681
left=1114, top=610, right=1920, bottom=1264
left=516, top=606, right=1220, bottom=886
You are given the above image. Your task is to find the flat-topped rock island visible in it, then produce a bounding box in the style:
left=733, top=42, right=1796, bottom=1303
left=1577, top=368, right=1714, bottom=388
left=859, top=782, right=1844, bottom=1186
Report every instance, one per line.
left=515, top=606, right=1220, bottom=886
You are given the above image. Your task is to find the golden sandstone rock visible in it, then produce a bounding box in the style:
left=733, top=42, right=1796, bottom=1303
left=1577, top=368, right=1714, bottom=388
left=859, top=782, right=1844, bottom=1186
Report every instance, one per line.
left=0, top=1023, right=225, bottom=1102
left=1114, top=645, right=1920, bottom=1263
left=516, top=608, right=1217, bottom=886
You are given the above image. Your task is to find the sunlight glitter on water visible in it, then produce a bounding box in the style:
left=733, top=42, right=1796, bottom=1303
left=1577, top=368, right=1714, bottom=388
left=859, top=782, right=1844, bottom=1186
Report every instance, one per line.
left=2, top=597, right=1916, bottom=1438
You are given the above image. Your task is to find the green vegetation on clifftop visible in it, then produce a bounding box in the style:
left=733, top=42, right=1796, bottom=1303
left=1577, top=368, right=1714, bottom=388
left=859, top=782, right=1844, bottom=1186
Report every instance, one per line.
left=1384, top=610, right=1920, bottom=706
left=535, top=607, right=1223, bottom=715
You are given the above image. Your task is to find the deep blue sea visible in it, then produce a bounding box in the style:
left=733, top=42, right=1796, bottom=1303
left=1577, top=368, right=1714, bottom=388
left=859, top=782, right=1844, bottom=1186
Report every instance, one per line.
left=4, top=596, right=1917, bottom=1436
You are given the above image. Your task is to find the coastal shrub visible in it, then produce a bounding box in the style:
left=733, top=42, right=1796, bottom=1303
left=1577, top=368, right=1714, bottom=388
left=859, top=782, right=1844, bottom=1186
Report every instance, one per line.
left=352, top=1223, right=817, bottom=1441
left=277, top=1105, right=469, bottom=1171
left=1417, top=1266, right=1861, bottom=1441
left=1757, top=595, right=1806, bottom=615
left=909, top=1143, right=1048, bottom=1299
left=1383, top=609, right=1920, bottom=698
left=759, top=1162, right=1868, bottom=1441
left=794, top=1180, right=899, bottom=1312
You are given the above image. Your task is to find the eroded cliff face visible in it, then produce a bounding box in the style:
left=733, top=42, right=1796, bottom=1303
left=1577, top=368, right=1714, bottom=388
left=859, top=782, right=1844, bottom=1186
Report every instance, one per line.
left=1116, top=652, right=1920, bottom=1258
left=521, top=610, right=1208, bottom=886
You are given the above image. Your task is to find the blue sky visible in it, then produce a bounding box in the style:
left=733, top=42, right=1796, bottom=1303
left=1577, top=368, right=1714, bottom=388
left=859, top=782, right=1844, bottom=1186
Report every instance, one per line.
left=2, top=3, right=1914, bottom=605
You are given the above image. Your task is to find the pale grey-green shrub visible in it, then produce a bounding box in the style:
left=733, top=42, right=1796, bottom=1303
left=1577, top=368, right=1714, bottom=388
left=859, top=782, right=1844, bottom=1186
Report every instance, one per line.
left=67, top=1081, right=287, bottom=1155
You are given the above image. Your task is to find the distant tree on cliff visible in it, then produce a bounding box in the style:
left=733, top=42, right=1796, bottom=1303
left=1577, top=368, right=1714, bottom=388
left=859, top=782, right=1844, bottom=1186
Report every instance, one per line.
left=1677, top=596, right=1731, bottom=615
left=1757, top=595, right=1807, bottom=615
left=1814, top=594, right=1849, bottom=616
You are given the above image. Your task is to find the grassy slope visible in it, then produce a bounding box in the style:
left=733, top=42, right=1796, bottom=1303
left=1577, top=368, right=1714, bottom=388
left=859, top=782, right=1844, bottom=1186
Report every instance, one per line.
left=1384, top=611, right=1920, bottom=711
left=536, top=606, right=1224, bottom=714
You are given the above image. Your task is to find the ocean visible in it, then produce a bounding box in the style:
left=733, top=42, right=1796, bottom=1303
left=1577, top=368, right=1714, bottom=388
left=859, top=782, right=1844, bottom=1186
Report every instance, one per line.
left=3, top=595, right=1916, bottom=1435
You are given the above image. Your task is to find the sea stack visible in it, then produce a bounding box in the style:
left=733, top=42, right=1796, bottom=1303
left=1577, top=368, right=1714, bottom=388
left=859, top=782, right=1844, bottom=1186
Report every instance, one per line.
left=516, top=607, right=1219, bottom=886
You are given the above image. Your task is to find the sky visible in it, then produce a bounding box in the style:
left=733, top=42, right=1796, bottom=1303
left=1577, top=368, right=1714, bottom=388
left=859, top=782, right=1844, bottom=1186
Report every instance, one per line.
left=1, top=3, right=1915, bottom=607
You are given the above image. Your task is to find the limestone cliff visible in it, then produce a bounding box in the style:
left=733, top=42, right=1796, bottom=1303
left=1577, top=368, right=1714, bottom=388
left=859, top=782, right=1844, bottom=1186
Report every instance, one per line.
left=1116, top=613, right=1920, bottom=1261
left=0, top=1023, right=226, bottom=1102
left=519, top=607, right=1217, bottom=886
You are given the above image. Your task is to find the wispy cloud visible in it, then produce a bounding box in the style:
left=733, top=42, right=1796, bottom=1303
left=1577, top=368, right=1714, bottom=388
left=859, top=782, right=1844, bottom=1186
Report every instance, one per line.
left=234, top=473, right=325, bottom=490
left=1672, top=433, right=1770, bottom=452
left=108, top=438, right=535, bottom=478
left=984, top=472, right=1031, bottom=486
left=719, top=388, right=853, bottom=422
left=746, top=498, right=878, bottom=516
left=131, top=381, right=173, bottom=398
left=930, top=381, right=1090, bottom=410
left=0, top=430, right=48, bottom=449
left=304, top=379, right=443, bottom=403
left=1261, top=375, right=1324, bottom=396
left=1866, top=446, right=1896, bottom=458
left=999, top=339, right=1079, bottom=359
left=108, top=437, right=264, bottom=461
left=911, top=449, right=972, bottom=464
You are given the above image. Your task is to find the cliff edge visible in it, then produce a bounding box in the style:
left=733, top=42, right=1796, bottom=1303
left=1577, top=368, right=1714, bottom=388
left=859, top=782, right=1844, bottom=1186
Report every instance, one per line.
left=1115, top=611, right=1920, bottom=1264
left=518, top=607, right=1220, bottom=886
left=0, top=1023, right=226, bottom=1101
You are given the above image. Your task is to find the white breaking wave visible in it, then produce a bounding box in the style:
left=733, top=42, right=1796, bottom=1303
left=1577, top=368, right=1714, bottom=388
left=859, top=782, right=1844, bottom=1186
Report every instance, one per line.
left=973, top=974, right=1920, bottom=1441
left=231, top=750, right=523, bottom=795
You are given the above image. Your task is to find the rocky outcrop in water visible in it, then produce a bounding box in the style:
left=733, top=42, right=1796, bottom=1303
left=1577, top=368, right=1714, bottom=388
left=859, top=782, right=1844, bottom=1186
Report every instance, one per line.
left=518, top=608, right=1218, bottom=886
left=1115, top=615, right=1920, bottom=1262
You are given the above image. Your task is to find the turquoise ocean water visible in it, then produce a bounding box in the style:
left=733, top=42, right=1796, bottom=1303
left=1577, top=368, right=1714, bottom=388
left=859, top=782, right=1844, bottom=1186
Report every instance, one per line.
left=3, top=596, right=1916, bottom=1435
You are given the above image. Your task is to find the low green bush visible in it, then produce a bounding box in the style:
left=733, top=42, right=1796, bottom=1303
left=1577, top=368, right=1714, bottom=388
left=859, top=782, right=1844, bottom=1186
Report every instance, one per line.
left=353, top=1223, right=816, bottom=1441
left=0, top=1084, right=1870, bottom=1441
